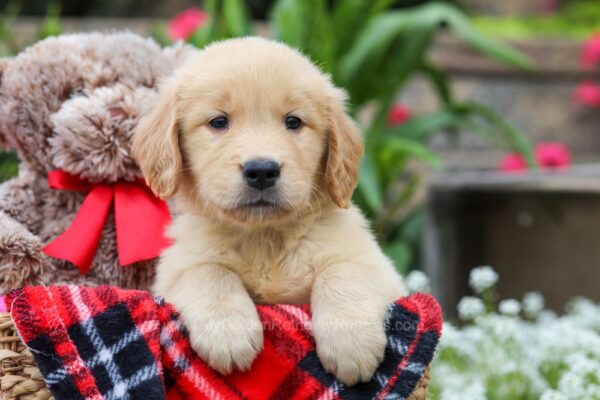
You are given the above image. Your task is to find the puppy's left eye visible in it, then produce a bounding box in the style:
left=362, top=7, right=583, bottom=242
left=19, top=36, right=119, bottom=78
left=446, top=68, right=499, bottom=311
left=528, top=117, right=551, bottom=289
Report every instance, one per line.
left=209, top=116, right=229, bottom=130
left=285, top=116, right=302, bottom=130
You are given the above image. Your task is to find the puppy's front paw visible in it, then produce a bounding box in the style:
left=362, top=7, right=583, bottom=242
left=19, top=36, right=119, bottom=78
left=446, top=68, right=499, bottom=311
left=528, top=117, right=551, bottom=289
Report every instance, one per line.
left=186, top=310, right=264, bottom=374
left=314, top=318, right=386, bottom=385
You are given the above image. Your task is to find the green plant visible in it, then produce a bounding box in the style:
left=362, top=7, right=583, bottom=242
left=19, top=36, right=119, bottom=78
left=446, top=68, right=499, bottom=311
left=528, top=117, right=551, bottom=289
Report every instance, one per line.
left=191, top=0, right=251, bottom=46
left=0, top=0, right=22, bottom=56
left=0, top=0, right=62, bottom=56
left=38, top=0, right=62, bottom=40
left=160, top=1, right=535, bottom=273
left=0, top=152, right=18, bottom=182
left=471, top=0, right=600, bottom=39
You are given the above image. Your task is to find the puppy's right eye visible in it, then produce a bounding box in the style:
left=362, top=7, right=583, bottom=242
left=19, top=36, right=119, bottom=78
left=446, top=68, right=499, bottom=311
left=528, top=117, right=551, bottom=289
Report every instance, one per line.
left=209, top=116, right=229, bottom=130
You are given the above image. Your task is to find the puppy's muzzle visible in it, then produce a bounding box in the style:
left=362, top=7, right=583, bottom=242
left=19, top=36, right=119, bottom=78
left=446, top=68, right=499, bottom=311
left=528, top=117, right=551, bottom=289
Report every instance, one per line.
left=242, top=159, right=280, bottom=191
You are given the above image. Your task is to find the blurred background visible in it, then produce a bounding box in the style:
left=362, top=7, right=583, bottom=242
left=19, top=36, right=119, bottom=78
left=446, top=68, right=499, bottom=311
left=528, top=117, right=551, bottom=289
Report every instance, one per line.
left=0, top=2, right=599, bottom=397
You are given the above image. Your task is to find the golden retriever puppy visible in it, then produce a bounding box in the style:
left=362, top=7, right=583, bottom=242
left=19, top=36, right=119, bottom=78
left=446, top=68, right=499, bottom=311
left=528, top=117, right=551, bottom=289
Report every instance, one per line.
left=133, top=37, right=405, bottom=385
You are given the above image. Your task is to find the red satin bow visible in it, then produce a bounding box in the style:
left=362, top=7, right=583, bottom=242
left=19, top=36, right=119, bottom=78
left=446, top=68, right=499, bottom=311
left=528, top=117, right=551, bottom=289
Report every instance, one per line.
left=43, top=170, right=171, bottom=274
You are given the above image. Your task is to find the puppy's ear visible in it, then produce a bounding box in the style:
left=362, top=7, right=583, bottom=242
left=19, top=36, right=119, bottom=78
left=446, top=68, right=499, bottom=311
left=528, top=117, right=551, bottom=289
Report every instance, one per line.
left=325, top=88, right=364, bottom=209
left=132, top=78, right=182, bottom=198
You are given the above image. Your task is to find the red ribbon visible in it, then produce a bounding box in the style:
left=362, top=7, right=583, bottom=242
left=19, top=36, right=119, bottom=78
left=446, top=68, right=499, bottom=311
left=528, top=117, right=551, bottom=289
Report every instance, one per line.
left=43, top=170, right=172, bottom=274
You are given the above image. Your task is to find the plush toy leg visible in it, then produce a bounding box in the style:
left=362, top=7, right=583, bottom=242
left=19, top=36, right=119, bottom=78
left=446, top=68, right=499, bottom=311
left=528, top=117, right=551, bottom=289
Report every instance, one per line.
left=0, top=211, right=53, bottom=293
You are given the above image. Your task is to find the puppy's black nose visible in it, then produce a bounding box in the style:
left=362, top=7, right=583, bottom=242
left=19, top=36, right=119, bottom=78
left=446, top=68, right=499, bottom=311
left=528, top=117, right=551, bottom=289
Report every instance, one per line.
left=242, top=159, right=280, bottom=190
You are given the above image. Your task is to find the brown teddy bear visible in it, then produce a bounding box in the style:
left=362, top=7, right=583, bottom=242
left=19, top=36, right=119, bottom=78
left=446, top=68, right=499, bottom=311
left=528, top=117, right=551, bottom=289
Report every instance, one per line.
left=0, top=32, right=194, bottom=293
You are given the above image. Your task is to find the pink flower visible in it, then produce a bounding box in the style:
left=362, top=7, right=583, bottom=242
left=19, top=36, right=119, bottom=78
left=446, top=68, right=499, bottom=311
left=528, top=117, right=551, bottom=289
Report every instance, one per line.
left=573, top=81, right=600, bottom=107
left=535, top=142, right=571, bottom=170
left=168, top=7, right=206, bottom=41
left=388, top=105, right=412, bottom=126
left=581, top=32, right=600, bottom=69
left=498, top=142, right=571, bottom=173
left=499, top=153, right=527, bottom=173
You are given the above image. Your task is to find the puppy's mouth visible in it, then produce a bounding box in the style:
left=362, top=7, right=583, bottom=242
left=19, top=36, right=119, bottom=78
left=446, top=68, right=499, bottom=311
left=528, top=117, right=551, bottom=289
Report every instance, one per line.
left=239, top=199, right=281, bottom=209
left=222, top=193, right=292, bottom=223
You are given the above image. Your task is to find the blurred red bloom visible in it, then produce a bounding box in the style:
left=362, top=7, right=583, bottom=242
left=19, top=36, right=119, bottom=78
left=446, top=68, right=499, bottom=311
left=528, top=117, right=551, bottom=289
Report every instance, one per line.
left=581, top=32, right=600, bottom=68
left=573, top=81, right=600, bottom=107
left=498, top=153, right=527, bottom=173
left=535, top=142, right=571, bottom=170
left=498, top=142, right=571, bottom=173
left=388, top=104, right=412, bottom=126
left=168, top=7, right=206, bottom=41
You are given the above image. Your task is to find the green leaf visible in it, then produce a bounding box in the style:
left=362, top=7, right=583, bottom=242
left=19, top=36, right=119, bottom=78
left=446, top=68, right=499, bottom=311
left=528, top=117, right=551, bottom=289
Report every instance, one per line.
left=398, top=209, right=425, bottom=246
left=271, top=0, right=333, bottom=69
left=456, top=101, right=536, bottom=165
left=223, top=0, right=251, bottom=38
left=332, top=0, right=414, bottom=73
left=0, top=0, right=22, bottom=55
left=357, top=151, right=384, bottom=213
left=189, top=23, right=215, bottom=48
left=369, top=0, right=397, bottom=15
left=151, top=23, right=172, bottom=46
left=331, top=0, right=373, bottom=59
left=420, top=62, right=452, bottom=105
left=371, top=25, right=434, bottom=107
left=38, top=0, right=61, bottom=40
left=380, top=137, right=443, bottom=169
left=303, top=0, right=334, bottom=69
left=382, top=240, right=412, bottom=274
left=0, top=151, right=18, bottom=182
left=340, top=2, right=532, bottom=93
left=271, top=0, right=307, bottom=49
left=382, top=108, right=460, bottom=141
left=374, top=174, right=422, bottom=240
left=427, top=2, right=533, bottom=69
left=189, top=0, right=217, bottom=47
left=338, top=14, right=437, bottom=106
left=338, top=12, right=412, bottom=86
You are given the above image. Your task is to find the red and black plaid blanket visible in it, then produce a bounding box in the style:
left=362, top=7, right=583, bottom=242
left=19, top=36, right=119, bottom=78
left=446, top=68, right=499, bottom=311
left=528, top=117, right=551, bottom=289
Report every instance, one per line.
left=6, top=286, right=441, bottom=400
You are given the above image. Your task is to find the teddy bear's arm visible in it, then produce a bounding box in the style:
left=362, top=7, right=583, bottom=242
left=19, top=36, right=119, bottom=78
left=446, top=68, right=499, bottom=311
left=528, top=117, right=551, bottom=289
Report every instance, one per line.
left=0, top=173, right=47, bottom=226
left=0, top=209, right=53, bottom=292
left=0, top=179, right=53, bottom=293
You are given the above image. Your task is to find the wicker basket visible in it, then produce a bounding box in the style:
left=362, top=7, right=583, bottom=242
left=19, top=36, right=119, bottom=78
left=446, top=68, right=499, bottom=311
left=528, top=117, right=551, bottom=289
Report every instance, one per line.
left=0, top=312, right=429, bottom=400
left=0, top=313, right=52, bottom=400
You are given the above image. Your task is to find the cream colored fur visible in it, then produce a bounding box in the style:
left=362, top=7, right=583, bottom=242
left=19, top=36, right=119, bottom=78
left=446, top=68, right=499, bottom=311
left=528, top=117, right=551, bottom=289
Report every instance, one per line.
left=133, top=37, right=405, bottom=385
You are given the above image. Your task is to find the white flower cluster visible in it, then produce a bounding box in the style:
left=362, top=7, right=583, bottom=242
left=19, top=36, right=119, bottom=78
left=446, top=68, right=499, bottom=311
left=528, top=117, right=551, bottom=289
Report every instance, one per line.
left=458, top=296, right=485, bottom=320
left=499, top=298, right=521, bottom=316
left=405, top=270, right=431, bottom=293
left=523, top=291, right=545, bottom=318
left=427, top=266, right=600, bottom=400
left=469, top=265, right=499, bottom=293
